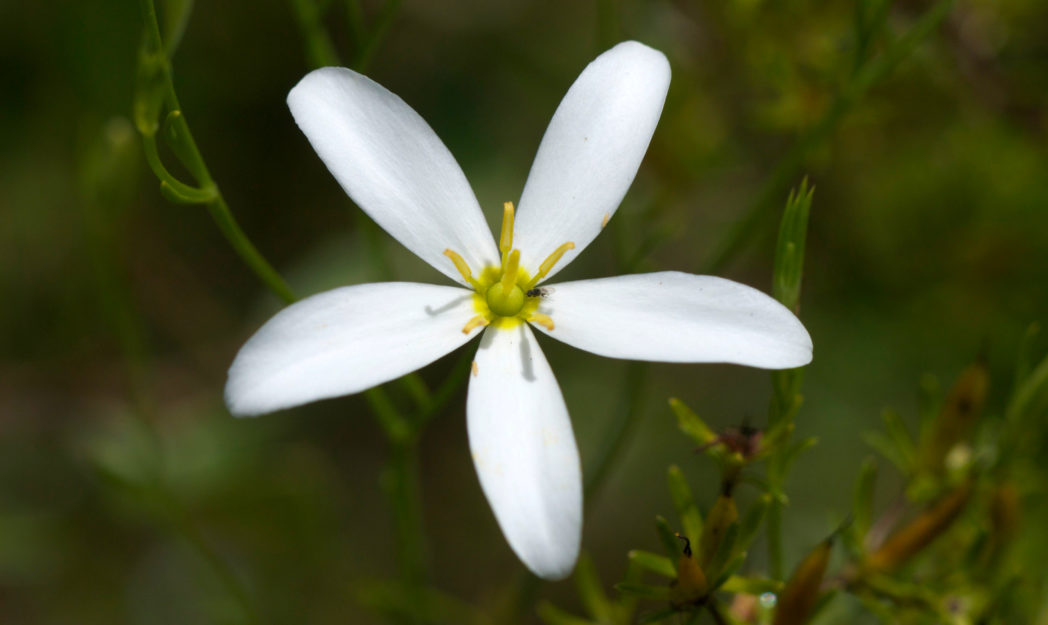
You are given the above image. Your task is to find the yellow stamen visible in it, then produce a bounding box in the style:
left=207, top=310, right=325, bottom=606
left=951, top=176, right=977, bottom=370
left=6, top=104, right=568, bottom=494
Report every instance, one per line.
left=499, top=201, right=515, bottom=265
left=500, top=249, right=521, bottom=293
left=461, top=315, right=489, bottom=334
left=527, top=242, right=575, bottom=288
left=528, top=313, right=555, bottom=331
left=443, top=249, right=481, bottom=290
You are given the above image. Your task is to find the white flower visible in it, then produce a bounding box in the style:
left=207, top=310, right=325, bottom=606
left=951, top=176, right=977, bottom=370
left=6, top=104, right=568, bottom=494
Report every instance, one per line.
left=225, top=41, right=812, bottom=580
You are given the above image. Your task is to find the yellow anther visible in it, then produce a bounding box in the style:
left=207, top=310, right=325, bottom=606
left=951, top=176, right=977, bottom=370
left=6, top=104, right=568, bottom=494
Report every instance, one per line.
left=527, top=242, right=575, bottom=288
left=461, top=315, right=489, bottom=334
left=499, top=201, right=515, bottom=265
left=500, top=249, right=521, bottom=293
left=443, top=249, right=481, bottom=290
left=528, top=313, right=555, bottom=331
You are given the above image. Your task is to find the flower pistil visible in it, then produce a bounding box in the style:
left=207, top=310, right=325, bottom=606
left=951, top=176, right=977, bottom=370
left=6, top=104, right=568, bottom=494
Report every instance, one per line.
left=444, top=201, right=573, bottom=333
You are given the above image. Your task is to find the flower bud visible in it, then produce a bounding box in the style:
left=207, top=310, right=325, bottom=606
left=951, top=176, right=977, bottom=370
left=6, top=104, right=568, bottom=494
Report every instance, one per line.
left=923, top=361, right=988, bottom=472
left=670, top=534, right=708, bottom=606
left=867, top=483, right=971, bottom=572
left=773, top=538, right=832, bottom=625
left=699, top=494, right=738, bottom=571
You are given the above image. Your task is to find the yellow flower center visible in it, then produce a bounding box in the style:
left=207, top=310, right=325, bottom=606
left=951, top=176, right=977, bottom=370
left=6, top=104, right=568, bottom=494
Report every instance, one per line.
left=443, top=201, right=574, bottom=333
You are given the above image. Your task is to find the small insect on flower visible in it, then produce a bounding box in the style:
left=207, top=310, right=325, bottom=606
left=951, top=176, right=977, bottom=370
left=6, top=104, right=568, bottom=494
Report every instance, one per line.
left=526, top=286, right=555, bottom=298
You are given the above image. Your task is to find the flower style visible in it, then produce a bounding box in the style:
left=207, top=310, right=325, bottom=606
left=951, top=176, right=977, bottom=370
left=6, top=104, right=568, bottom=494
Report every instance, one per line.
left=225, top=41, right=813, bottom=580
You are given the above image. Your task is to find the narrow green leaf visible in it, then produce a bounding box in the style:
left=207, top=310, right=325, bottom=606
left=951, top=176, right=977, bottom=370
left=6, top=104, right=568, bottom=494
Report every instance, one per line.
left=772, top=179, right=813, bottom=312
left=863, top=431, right=908, bottom=473
left=159, top=180, right=215, bottom=205
left=573, top=554, right=613, bottom=623
left=667, top=465, right=703, bottom=543
left=1007, top=347, right=1048, bottom=425
left=852, top=456, right=878, bottom=542
left=655, top=515, right=681, bottom=560
left=161, top=0, right=195, bottom=56
left=881, top=408, right=916, bottom=472
left=614, top=583, right=673, bottom=601
left=705, top=521, right=740, bottom=580
left=735, top=495, right=771, bottom=556
left=536, top=601, right=594, bottom=625
left=720, top=575, right=783, bottom=595
left=668, top=398, right=716, bottom=447
left=781, top=436, right=818, bottom=474
left=710, top=552, right=746, bottom=591
left=628, top=550, right=676, bottom=579
left=161, top=110, right=208, bottom=184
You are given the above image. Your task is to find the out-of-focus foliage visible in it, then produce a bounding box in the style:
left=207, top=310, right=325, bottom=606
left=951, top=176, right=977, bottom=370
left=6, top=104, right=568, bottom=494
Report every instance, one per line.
left=2, top=0, right=1048, bottom=623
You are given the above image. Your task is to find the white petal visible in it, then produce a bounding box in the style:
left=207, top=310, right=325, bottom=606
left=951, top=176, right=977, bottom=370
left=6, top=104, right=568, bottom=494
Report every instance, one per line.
left=226, top=283, right=480, bottom=416
left=532, top=272, right=813, bottom=368
left=514, top=41, right=670, bottom=281
left=288, top=68, right=498, bottom=285
left=467, top=325, right=582, bottom=580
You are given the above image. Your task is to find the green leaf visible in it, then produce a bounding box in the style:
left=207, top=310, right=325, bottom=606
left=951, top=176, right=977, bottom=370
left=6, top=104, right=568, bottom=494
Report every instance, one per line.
left=863, top=430, right=909, bottom=473
left=628, top=550, right=676, bottom=579
left=1007, top=346, right=1048, bottom=425
left=655, top=515, right=682, bottom=560
left=781, top=436, right=818, bottom=475
left=667, top=465, right=703, bottom=543
left=881, top=408, right=916, bottom=472
left=709, top=552, right=745, bottom=591
left=736, top=495, right=771, bottom=556
left=720, top=575, right=783, bottom=595
left=573, top=554, right=613, bottom=624
left=852, top=456, right=878, bottom=543
left=161, top=110, right=208, bottom=184
left=772, top=178, right=813, bottom=312
left=160, top=0, right=195, bottom=56
left=668, top=398, right=716, bottom=447
left=705, top=521, right=740, bottom=581
left=614, top=583, right=672, bottom=601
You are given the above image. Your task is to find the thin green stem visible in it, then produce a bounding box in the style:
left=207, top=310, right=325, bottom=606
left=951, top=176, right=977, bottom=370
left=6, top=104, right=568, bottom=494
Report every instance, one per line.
left=204, top=197, right=297, bottom=303
left=701, top=0, right=955, bottom=274
left=767, top=498, right=784, bottom=581
left=288, top=0, right=343, bottom=68
left=137, top=0, right=297, bottom=304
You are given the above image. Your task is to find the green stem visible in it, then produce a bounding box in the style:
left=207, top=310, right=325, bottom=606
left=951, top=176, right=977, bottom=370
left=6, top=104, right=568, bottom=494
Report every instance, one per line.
left=137, top=0, right=297, bottom=305
left=288, top=0, right=342, bottom=68
left=767, top=498, right=784, bottom=580
left=204, top=196, right=297, bottom=304
left=701, top=0, right=955, bottom=274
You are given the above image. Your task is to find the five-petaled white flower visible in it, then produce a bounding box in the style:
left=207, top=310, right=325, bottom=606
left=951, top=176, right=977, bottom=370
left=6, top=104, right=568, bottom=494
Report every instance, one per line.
left=225, top=41, right=813, bottom=580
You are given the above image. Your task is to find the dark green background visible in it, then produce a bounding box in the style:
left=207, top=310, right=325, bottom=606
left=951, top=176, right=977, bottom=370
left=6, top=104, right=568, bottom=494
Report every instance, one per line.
left=2, top=0, right=1047, bottom=622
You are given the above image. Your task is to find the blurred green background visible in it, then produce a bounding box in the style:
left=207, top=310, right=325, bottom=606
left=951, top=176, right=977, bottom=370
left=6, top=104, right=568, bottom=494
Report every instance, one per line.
left=3, top=0, right=1047, bottom=623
